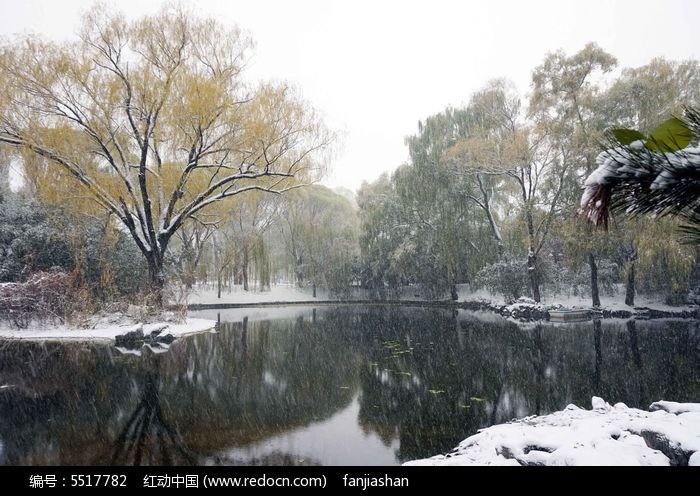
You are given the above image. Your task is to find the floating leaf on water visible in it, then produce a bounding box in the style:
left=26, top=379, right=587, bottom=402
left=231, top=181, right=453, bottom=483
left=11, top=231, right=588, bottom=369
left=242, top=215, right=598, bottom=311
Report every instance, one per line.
left=397, top=372, right=412, bottom=376
left=429, top=389, right=445, bottom=394
left=458, top=404, right=471, bottom=409
left=470, top=396, right=485, bottom=402
left=339, top=386, right=350, bottom=389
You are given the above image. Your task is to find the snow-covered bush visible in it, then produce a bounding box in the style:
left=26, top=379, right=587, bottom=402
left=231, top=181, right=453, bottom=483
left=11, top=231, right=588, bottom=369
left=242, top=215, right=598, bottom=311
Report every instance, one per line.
left=0, top=193, right=149, bottom=298
left=0, top=196, right=74, bottom=282
left=0, top=270, right=73, bottom=328
left=474, top=259, right=530, bottom=301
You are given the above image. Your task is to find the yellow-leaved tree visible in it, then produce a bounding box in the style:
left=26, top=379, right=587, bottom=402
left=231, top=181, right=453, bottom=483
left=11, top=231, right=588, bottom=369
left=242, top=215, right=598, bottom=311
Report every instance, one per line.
left=0, top=4, right=332, bottom=304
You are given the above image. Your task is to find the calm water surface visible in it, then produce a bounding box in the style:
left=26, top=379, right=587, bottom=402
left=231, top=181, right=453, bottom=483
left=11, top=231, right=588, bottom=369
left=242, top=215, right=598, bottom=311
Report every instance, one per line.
left=0, top=306, right=698, bottom=465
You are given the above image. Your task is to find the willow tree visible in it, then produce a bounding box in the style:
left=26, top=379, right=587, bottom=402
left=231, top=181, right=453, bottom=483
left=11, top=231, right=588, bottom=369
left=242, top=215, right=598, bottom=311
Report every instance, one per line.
left=0, top=5, right=331, bottom=303
left=529, top=43, right=617, bottom=306
left=445, top=79, right=568, bottom=302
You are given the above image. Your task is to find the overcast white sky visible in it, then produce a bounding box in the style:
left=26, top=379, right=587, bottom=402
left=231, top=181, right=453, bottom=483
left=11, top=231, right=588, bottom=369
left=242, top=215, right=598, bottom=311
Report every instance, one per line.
left=1, top=0, right=698, bottom=191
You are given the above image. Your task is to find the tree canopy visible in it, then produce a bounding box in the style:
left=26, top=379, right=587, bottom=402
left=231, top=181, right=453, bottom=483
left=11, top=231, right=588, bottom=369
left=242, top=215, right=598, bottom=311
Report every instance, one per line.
left=0, top=4, right=332, bottom=300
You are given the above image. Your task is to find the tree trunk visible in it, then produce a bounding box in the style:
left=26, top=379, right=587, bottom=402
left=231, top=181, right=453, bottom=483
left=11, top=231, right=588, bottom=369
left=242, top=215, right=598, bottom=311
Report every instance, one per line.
left=242, top=245, right=249, bottom=292
left=475, top=174, right=504, bottom=257
left=524, top=204, right=541, bottom=303
left=183, top=249, right=195, bottom=289
left=625, top=259, right=636, bottom=307
left=146, top=255, right=165, bottom=308
left=589, top=252, right=601, bottom=307
left=312, top=283, right=317, bottom=298
left=527, top=251, right=541, bottom=303
left=295, top=255, right=304, bottom=288
left=450, top=284, right=458, bottom=301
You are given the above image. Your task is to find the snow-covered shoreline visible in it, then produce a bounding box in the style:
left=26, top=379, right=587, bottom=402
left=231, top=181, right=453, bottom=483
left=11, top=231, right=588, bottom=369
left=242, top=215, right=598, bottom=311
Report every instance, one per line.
left=1, top=284, right=697, bottom=343
left=0, top=318, right=216, bottom=343
left=184, top=284, right=700, bottom=321
left=461, top=296, right=700, bottom=322
left=405, top=398, right=700, bottom=466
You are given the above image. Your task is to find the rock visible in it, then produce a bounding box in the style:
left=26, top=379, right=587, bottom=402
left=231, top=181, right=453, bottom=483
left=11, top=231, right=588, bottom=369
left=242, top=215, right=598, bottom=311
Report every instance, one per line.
left=155, top=333, right=175, bottom=344
left=405, top=397, right=700, bottom=467
left=149, top=324, right=169, bottom=338
left=114, top=325, right=144, bottom=347
left=649, top=401, right=700, bottom=414
left=591, top=396, right=610, bottom=411
left=638, top=430, right=693, bottom=466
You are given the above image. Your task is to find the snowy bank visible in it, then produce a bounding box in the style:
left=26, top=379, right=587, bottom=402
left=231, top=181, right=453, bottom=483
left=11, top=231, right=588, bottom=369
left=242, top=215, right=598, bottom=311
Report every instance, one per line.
left=184, top=284, right=699, bottom=322
left=460, top=296, right=700, bottom=322
left=405, top=397, right=700, bottom=466
left=0, top=318, right=216, bottom=343
left=186, top=284, right=329, bottom=305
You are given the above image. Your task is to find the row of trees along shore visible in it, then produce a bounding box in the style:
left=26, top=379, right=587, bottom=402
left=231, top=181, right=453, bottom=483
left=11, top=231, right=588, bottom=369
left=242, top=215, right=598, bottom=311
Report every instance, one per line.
left=1, top=5, right=698, bottom=314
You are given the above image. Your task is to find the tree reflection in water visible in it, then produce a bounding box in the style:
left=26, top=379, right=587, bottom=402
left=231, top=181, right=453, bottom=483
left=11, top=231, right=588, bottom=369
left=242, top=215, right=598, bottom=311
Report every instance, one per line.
left=111, top=351, right=194, bottom=466
left=0, top=307, right=698, bottom=465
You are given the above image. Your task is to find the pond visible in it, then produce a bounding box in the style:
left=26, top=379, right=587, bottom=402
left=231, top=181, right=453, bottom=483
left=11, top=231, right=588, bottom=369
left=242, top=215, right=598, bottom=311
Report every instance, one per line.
left=0, top=306, right=698, bottom=466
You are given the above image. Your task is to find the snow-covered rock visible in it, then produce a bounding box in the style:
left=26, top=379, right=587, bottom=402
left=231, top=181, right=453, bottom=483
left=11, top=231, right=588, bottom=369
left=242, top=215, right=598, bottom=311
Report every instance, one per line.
left=405, top=397, right=700, bottom=466
left=649, top=401, right=700, bottom=415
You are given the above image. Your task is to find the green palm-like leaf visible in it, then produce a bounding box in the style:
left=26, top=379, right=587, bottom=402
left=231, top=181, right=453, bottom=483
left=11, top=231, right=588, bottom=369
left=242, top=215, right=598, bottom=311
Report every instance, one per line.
left=646, top=117, right=692, bottom=152
left=611, top=128, right=646, bottom=145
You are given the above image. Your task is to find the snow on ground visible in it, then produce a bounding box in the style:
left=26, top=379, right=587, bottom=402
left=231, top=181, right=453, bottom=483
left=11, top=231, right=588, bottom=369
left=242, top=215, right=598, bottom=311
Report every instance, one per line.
left=186, top=284, right=330, bottom=305
left=3, top=281, right=690, bottom=342
left=405, top=397, right=700, bottom=466
left=456, top=285, right=500, bottom=303
left=0, top=318, right=216, bottom=343
left=541, top=292, right=698, bottom=313
left=185, top=283, right=452, bottom=305
left=184, top=282, right=697, bottom=317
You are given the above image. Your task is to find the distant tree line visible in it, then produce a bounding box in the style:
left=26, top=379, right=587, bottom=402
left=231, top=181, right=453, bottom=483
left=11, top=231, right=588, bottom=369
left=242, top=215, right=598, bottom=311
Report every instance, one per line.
left=1, top=6, right=699, bottom=311
left=356, top=46, right=700, bottom=305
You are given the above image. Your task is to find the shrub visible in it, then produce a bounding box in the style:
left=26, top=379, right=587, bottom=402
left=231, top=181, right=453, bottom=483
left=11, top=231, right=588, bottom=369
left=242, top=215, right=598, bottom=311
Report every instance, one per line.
left=0, top=270, right=73, bottom=328
left=474, top=259, right=530, bottom=301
